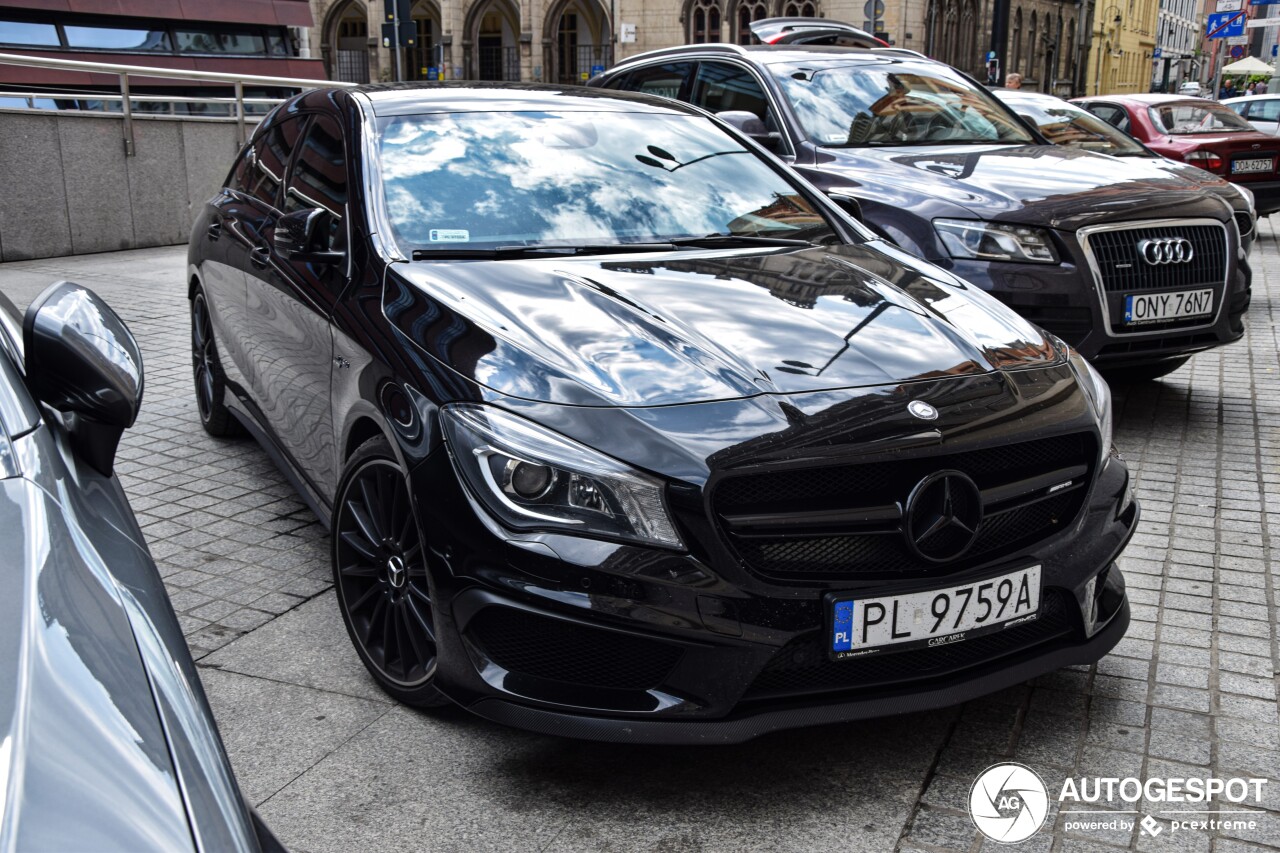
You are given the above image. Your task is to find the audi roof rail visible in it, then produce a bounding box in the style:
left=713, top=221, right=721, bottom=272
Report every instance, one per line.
left=615, top=43, right=752, bottom=65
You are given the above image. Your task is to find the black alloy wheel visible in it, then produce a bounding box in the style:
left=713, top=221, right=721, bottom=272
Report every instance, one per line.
left=191, top=290, right=241, bottom=437
left=333, top=436, right=448, bottom=707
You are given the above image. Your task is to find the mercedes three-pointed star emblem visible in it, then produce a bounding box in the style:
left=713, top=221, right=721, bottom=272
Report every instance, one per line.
left=904, top=469, right=984, bottom=562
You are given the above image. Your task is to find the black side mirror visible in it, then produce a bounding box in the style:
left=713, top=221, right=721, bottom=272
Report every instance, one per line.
left=716, top=110, right=785, bottom=154
left=23, top=281, right=143, bottom=476
left=274, top=208, right=344, bottom=265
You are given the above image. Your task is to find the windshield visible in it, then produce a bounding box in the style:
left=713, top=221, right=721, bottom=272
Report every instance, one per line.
left=1147, top=102, right=1255, bottom=134
left=375, top=110, right=838, bottom=252
left=1005, top=97, right=1148, bottom=156
left=773, top=62, right=1035, bottom=147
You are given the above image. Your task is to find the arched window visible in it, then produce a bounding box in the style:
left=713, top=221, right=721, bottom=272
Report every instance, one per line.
left=325, top=1, right=370, bottom=83
left=1011, top=8, right=1022, bottom=75
left=406, top=0, right=442, bottom=80
left=959, top=0, right=976, bottom=74
left=547, top=0, right=610, bottom=84
left=1027, top=11, right=1036, bottom=80
left=1063, top=18, right=1075, bottom=85
left=689, top=0, right=723, bottom=43
left=467, top=0, right=521, bottom=80
left=782, top=1, right=818, bottom=15
left=734, top=0, right=770, bottom=44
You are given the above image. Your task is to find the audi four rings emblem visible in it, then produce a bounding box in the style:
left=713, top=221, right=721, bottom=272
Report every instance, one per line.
left=1137, top=237, right=1194, bottom=266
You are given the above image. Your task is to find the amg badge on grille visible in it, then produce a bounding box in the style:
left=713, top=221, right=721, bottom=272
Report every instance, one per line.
left=908, top=400, right=938, bottom=420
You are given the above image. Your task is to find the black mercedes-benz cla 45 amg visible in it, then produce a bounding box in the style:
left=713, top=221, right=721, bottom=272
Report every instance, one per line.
left=187, top=83, right=1136, bottom=744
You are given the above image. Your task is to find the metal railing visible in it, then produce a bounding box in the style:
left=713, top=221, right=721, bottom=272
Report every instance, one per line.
left=0, top=51, right=352, bottom=155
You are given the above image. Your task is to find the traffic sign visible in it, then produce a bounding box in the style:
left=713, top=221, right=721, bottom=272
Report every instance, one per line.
left=1154, top=46, right=1163, bottom=57
left=1206, top=10, right=1246, bottom=37
left=381, top=20, right=416, bottom=47
left=1230, top=43, right=1247, bottom=58
left=1218, top=0, right=1242, bottom=10
left=1274, top=43, right=1279, bottom=55
left=1227, top=34, right=1249, bottom=43
left=986, top=50, right=997, bottom=61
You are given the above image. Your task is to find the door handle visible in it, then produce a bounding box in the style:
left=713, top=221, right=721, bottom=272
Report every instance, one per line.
left=250, top=246, right=270, bottom=268
left=207, top=220, right=222, bottom=241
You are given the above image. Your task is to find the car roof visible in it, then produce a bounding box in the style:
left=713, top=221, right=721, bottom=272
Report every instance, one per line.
left=1083, top=93, right=1216, bottom=105
left=1222, top=93, right=1280, bottom=103
left=611, top=43, right=927, bottom=70
left=351, top=81, right=704, bottom=117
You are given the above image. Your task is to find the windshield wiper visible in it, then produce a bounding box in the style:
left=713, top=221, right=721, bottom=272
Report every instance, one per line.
left=411, top=242, right=677, bottom=260
left=669, top=234, right=816, bottom=248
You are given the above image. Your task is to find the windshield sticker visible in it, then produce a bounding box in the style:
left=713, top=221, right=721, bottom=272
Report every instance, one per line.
left=429, top=229, right=470, bottom=242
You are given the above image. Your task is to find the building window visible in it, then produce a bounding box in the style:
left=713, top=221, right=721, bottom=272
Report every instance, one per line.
left=689, top=0, right=722, bottom=43
left=782, top=1, right=818, bottom=15
left=0, top=20, right=60, bottom=47
left=735, top=1, right=769, bottom=44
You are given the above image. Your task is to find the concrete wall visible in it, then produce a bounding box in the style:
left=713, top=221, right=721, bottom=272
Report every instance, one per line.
left=0, top=111, right=242, bottom=262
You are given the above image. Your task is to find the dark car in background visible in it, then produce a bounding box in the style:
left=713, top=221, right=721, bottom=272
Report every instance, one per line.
left=593, top=46, right=1252, bottom=380
left=995, top=88, right=1258, bottom=251
left=1074, top=93, right=1280, bottom=214
left=187, top=82, right=1134, bottom=744
left=0, top=283, right=279, bottom=851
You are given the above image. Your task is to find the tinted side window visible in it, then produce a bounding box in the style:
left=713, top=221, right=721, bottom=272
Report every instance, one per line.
left=1251, top=99, right=1280, bottom=123
left=284, top=113, right=347, bottom=248
left=246, top=115, right=307, bottom=207
left=1086, top=103, right=1130, bottom=133
left=619, top=62, right=695, bottom=99
left=691, top=62, right=771, bottom=121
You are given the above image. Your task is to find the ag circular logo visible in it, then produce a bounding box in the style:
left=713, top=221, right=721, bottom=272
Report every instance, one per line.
left=969, top=763, right=1050, bottom=844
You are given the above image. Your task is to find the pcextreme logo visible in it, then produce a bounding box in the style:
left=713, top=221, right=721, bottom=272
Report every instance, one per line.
left=968, top=765, right=1270, bottom=844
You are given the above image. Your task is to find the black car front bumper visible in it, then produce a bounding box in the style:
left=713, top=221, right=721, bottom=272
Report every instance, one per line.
left=410, top=435, right=1138, bottom=744
left=947, top=221, right=1250, bottom=368
left=465, top=597, right=1129, bottom=745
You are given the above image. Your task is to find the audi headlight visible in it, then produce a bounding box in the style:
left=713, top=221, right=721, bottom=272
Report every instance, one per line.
left=934, top=219, right=1058, bottom=264
left=1068, top=350, right=1113, bottom=457
left=440, top=403, right=683, bottom=550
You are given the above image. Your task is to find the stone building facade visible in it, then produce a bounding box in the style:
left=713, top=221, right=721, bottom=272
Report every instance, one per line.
left=306, top=0, right=1123, bottom=97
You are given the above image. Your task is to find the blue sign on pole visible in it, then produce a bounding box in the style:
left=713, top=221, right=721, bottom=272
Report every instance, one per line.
left=590, top=64, right=605, bottom=77
left=1274, top=44, right=1279, bottom=56
left=427, top=66, right=439, bottom=81
left=1154, top=46, right=1163, bottom=58
left=986, top=50, right=997, bottom=61
left=1205, top=10, right=1246, bottom=38
left=1249, top=0, right=1280, bottom=6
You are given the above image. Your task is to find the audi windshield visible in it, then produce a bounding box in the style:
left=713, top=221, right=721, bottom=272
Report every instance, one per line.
left=770, top=61, right=1034, bottom=147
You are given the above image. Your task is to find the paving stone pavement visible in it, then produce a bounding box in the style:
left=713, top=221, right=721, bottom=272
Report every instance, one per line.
left=1, top=221, right=1277, bottom=853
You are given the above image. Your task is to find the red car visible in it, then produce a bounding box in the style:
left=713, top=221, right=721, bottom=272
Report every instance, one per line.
left=1073, top=93, right=1280, bottom=213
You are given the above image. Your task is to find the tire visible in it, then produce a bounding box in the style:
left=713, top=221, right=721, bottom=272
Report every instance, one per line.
left=191, top=289, right=244, bottom=437
left=1101, top=356, right=1191, bottom=384
left=332, top=435, right=449, bottom=708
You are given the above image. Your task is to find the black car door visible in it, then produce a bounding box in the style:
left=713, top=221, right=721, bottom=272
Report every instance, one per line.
left=215, top=114, right=309, bottom=401
left=244, top=111, right=349, bottom=505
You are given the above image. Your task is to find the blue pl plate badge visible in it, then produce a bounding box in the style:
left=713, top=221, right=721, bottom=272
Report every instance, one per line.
left=833, top=600, right=854, bottom=652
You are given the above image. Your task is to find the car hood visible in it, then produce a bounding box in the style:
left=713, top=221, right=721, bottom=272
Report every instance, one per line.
left=385, top=243, right=1060, bottom=408
left=813, top=143, right=1226, bottom=228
